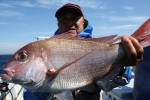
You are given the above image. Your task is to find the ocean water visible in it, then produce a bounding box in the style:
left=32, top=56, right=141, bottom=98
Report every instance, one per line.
left=0, top=54, right=13, bottom=73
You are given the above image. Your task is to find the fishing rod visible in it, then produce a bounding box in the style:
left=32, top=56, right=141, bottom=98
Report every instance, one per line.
left=0, top=82, right=13, bottom=100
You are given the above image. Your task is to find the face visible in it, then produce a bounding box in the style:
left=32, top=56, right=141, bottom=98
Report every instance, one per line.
left=57, top=10, right=85, bottom=37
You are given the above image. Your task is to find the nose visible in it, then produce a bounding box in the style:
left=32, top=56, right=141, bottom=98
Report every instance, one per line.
left=67, top=20, right=74, bottom=26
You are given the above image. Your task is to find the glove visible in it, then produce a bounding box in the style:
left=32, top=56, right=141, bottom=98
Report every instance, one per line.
left=96, top=66, right=132, bottom=92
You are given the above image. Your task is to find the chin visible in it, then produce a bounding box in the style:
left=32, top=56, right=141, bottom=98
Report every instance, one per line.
left=67, top=31, right=78, bottom=36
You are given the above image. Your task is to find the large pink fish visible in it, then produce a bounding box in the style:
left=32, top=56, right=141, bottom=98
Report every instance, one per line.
left=1, top=18, right=150, bottom=94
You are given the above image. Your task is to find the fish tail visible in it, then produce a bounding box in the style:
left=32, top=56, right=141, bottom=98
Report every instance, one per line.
left=131, top=18, right=150, bottom=48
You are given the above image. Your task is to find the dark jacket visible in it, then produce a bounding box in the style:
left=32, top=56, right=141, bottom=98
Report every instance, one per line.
left=133, top=46, right=150, bottom=100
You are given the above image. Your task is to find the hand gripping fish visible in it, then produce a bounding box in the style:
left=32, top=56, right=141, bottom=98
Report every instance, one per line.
left=1, top=18, right=150, bottom=96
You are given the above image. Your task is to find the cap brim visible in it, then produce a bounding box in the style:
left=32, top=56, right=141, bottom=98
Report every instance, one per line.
left=55, top=6, right=83, bottom=18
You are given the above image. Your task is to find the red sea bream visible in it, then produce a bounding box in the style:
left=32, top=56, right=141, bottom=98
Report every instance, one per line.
left=1, top=18, right=150, bottom=94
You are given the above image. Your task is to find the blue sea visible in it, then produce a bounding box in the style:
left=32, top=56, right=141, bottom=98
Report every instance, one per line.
left=0, top=54, right=13, bottom=73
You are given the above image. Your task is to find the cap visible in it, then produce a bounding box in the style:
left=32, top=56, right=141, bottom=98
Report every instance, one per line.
left=55, top=3, right=83, bottom=18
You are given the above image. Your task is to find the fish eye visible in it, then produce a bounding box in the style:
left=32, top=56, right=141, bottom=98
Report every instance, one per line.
left=17, top=51, right=28, bottom=61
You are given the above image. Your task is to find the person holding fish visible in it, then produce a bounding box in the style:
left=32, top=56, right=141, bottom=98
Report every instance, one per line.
left=2, top=3, right=150, bottom=100
left=52, top=3, right=143, bottom=100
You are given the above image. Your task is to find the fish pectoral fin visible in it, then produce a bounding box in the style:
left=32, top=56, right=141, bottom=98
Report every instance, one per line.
left=47, top=51, right=92, bottom=79
left=46, top=68, right=56, bottom=79
left=56, top=51, right=93, bottom=74
left=54, top=91, right=74, bottom=100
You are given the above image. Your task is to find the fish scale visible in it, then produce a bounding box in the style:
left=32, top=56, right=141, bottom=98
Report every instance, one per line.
left=48, top=39, right=125, bottom=93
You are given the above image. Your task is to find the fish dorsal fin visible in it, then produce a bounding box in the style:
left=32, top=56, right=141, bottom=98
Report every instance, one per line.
left=50, top=32, right=119, bottom=44
left=85, top=35, right=118, bottom=43
left=85, top=35, right=120, bottom=44
left=50, top=32, right=82, bottom=40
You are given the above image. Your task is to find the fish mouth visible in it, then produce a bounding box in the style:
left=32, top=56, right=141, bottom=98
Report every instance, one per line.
left=0, top=74, right=12, bottom=81
left=0, top=70, right=15, bottom=81
left=1, top=73, right=33, bottom=87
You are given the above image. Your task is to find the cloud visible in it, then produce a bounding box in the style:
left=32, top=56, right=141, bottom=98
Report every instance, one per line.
left=0, top=1, right=36, bottom=8
left=110, top=11, right=116, bottom=14
left=0, top=22, right=9, bottom=25
left=124, top=6, right=134, bottom=10
left=0, top=0, right=106, bottom=9
left=15, top=31, right=54, bottom=37
left=0, top=43, right=27, bottom=54
left=94, top=24, right=139, bottom=30
left=109, top=16, right=149, bottom=22
left=14, top=1, right=37, bottom=7
left=0, top=3, right=14, bottom=8
left=26, top=31, right=54, bottom=35
left=110, top=24, right=139, bottom=29
left=36, top=0, right=106, bottom=9
left=92, top=24, right=140, bottom=37
left=87, top=12, right=149, bottom=23
left=0, top=10, right=24, bottom=17
left=14, top=23, right=26, bottom=26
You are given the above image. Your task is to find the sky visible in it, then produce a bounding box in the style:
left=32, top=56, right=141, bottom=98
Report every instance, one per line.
left=0, top=0, right=150, bottom=54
